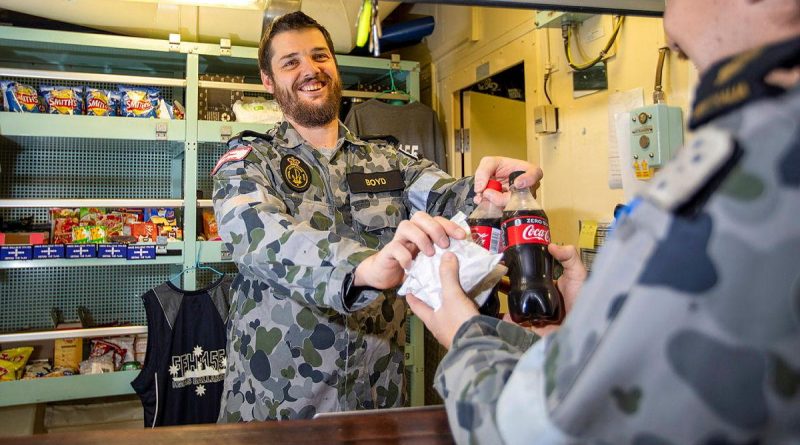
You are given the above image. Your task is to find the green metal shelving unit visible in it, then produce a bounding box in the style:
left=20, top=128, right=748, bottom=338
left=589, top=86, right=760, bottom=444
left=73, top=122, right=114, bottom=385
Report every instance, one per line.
left=0, top=26, right=424, bottom=408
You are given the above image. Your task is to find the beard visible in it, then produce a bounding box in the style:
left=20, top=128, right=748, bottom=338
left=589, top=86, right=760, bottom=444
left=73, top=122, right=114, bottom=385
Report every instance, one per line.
left=272, top=72, right=342, bottom=128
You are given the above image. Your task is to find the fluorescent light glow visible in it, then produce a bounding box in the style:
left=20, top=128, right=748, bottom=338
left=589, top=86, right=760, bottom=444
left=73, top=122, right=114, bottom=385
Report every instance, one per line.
left=122, top=0, right=267, bottom=10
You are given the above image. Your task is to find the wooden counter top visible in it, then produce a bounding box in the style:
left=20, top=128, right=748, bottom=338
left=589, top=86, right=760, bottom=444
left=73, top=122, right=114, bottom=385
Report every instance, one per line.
left=8, top=405, right=454, bottom=445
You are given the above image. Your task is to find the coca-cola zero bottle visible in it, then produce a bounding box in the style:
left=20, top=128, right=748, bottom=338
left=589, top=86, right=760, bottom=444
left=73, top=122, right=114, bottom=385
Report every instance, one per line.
left=467, top=179, right=503, bottom=318
left=501, top=171, right=564, bottom=326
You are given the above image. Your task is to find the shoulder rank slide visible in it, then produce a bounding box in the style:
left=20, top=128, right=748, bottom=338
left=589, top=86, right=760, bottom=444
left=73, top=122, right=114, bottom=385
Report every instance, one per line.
left=211, top=145, right=253, bottom=176
left=644, top=127, right=738, bottom=211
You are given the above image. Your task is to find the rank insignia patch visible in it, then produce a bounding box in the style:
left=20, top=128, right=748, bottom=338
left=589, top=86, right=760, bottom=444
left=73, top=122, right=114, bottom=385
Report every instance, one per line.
left=281, top=154, right=311, bottom=192
left=211, top=145, right=253, bottom=175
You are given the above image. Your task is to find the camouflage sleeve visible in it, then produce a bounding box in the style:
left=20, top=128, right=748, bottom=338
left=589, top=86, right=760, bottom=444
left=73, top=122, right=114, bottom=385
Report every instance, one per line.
left=434, top=315, right=539, bottom=444
left=213, top=158, right=377, bottom=314
left=398, top=153, right=477, bottom=218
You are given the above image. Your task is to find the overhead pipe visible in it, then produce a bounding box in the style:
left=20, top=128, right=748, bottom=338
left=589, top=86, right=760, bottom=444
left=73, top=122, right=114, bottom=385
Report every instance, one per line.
left=399, top=0, right=664, bottom=17
left=380, top=15, right=435, bottom=48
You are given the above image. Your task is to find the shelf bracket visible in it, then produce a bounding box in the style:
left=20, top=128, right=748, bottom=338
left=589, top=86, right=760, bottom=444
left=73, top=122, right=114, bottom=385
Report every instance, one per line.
left=220, top=125, right=232, bottom=142
left=155, top=122, right=169, bottom=140
left=168, top=33, right=181, bottom=53
left=219, top=38, right=232, bottom=57
left=220, top=243, right=232, bottom=261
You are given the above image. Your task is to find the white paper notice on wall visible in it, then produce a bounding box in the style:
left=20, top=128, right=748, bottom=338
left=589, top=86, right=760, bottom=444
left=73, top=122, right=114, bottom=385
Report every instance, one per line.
left=607, top=88, right=644, bottom=190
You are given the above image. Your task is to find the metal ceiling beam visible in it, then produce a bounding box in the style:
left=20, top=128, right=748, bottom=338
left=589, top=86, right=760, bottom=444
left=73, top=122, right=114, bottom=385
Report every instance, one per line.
left=400, top=0, right=665, bottom=17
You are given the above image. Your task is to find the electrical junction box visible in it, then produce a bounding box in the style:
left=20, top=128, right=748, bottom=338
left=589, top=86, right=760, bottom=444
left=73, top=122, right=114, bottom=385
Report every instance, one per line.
left=629, top=104, right=684, bottom=175
left=535, top=11, right=594, bottom=29
left=534, top=105, right=558, bottom=134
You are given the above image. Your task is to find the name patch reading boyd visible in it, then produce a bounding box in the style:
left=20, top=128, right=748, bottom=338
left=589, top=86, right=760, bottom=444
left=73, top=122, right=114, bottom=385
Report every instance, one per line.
left=347, top=171, right=404, bottom=194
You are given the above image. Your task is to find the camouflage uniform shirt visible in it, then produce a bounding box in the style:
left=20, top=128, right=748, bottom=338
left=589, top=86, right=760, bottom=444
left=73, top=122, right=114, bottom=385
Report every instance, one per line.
left=213, top=121, right=474, bottom=421
left=436, top=37, right=800, bottom=444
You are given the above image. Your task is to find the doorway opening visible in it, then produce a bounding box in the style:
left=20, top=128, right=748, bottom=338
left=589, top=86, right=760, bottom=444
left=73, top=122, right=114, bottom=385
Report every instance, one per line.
left=457, top=62, right=527, bottom=177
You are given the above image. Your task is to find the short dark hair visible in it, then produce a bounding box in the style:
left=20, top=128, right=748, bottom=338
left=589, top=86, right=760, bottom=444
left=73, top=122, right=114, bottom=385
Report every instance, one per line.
left=258, top=11, right=337, bottom=77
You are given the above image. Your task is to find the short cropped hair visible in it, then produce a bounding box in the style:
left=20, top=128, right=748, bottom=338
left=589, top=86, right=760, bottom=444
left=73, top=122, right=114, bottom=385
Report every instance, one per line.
left=258, top=11, right=337, bottom=77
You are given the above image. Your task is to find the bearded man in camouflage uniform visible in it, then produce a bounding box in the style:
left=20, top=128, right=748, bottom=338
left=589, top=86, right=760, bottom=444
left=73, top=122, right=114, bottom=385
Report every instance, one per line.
left=212, top=11, right=542, bottom=421
left=408, top=0, right=800, bottom=443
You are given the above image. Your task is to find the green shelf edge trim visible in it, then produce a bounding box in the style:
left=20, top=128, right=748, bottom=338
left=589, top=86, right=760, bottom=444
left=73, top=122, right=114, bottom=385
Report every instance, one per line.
left=0, top=256, right=184, bottom=270
left=0, top=371, right=139, bottom=407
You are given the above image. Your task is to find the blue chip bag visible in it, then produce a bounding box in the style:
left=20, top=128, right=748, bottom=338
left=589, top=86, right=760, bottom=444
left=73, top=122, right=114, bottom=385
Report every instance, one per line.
left=40, top=85, right=84, bottom=115
left=119, top=86, right=159, bottom=118
left=1, top=80, right=41, bottom=113
left=85, top=88, right=120, bottom=116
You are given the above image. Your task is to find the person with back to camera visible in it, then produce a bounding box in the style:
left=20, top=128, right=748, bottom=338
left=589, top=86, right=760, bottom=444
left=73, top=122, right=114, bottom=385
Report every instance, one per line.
left=407, top=0, right=800, bottom=443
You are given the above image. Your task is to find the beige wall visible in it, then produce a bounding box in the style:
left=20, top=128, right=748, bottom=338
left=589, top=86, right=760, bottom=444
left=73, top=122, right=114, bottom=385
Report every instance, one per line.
left=406, top=6, right=697, bottom=245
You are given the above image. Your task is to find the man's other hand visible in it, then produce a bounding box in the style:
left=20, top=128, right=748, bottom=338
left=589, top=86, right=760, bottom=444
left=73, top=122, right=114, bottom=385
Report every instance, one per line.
left=473, top=156, right=544, bottom=207
left=353, top=212, right=467, bottom=290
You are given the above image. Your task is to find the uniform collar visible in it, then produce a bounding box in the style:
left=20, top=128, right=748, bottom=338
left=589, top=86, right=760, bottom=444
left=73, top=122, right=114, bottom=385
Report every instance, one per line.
left=272, top=121, right=306, bottom=149
left=341, top=122, right=367, bottom=147
left=689, top=35, right=800, bottom=129
left=272, top=120, right=368, bottom=150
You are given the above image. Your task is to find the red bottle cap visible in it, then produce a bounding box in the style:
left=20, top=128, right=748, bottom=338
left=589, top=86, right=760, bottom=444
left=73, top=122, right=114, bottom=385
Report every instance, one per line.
left=486, top=179, right=502, bottom=192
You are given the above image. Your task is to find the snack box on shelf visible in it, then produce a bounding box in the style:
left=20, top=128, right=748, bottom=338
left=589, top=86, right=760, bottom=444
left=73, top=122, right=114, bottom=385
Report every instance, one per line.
left=0, top=245, right=33, bottom=260
left=127, top=244, right=156, bottom=260
left=33, top=244, right=65, bottom=259
left=97, top=243, right=127, bottom=259
left=65, top=244, right=96, bottom=259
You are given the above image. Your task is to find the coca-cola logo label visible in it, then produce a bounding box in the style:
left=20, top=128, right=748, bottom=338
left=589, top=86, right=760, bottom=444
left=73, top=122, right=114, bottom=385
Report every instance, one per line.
left=502, top=216, right=551, bottom=248
left=521, top=224, right=550, bottom=243
left=470, top=226, right=492, bottom=250
left=469, top=225, right=502, bottom=253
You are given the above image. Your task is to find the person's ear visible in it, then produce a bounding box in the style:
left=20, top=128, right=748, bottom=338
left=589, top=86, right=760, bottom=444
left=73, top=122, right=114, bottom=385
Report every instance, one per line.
left=261, top=71, right=274, bottom=94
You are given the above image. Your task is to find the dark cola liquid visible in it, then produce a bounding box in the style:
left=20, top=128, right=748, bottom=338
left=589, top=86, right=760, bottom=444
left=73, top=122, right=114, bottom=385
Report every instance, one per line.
left=501, top=209, right=564, bottom=326
left=478, top=288, right=501, bottom=318
left=467, top=216, right=502, bottom=318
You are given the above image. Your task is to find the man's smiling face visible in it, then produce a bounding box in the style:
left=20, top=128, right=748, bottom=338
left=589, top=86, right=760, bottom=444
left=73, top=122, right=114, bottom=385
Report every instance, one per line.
left=262, top=28, right=342, bottom=128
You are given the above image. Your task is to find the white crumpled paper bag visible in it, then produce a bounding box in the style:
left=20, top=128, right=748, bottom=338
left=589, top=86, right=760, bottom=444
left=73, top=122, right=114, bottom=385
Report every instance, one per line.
left=398, top=212, right=507, bottom=311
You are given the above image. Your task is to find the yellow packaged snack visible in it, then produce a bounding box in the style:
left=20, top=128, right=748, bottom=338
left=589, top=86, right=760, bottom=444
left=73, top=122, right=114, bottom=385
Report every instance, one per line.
left=72, top=225, right=91, bottom=243
left=202, top=209, right=220, bottom=241
left=54, top=338, right=83, bottom=370
left=0, top=346, right=34, bottom=381
left=88, top=225, right=108, bottom=243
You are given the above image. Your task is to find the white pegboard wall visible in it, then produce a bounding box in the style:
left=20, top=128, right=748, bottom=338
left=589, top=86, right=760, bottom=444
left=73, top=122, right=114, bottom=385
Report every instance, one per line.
left=198, top=142, right=229, bottom=199
left=0, top=136, right=180, bottom=224
left=0, top=133, right=182, bottom=333
left=194, top=262, right=238, bottom=289
left=0, top=264, right=171, bottom=332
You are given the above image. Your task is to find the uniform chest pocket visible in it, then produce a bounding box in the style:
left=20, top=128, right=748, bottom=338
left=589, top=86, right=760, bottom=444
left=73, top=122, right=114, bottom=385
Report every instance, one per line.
left=351, top=196, right=407, bottom=249
left=291, top=199, right=335, bottom=230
